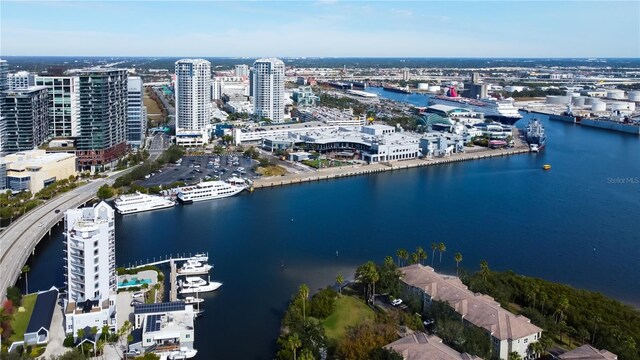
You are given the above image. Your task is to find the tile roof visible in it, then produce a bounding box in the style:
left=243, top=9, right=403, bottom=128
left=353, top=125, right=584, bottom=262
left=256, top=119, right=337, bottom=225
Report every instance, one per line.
left=385, top=333, right=482, bottom=360
left=559, top=345, right=618, bottom=360
left=400, top=264, right=542, bottom=341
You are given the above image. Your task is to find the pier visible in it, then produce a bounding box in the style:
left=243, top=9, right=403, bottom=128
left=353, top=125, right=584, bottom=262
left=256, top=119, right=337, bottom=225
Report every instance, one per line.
left=252, top=147, right=531, bottom=190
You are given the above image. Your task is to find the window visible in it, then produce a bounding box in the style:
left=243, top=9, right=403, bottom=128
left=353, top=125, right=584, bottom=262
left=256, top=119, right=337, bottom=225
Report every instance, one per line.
left=524, top=338, right=528, bottom=344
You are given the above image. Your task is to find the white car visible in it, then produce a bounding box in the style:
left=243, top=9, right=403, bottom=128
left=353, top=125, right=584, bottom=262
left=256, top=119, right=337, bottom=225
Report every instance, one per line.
left=132, top=292, right=144, bottom=299
left=391, top=298, right=403, bottom=306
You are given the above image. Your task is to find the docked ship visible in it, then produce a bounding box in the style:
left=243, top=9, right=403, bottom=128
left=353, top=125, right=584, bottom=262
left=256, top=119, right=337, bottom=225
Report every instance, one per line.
left=179, top=277, right=223, bottom=294
left=429, top=87, right=522, bottom=124
left=174, top=180, right=246, bottom=204
left=113, top=192, right=175, bottom=215
left=382, top=83, right=412, bottom=94
left=524, top=118, right=547, bottom=152
left=177, top=260, right=213, bottom=275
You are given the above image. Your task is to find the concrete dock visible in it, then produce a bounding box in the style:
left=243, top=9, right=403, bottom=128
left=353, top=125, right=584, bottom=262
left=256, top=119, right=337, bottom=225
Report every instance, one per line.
left=252, top=146, right=530, bottom=190
left=170, top=260, right=177, bottom=301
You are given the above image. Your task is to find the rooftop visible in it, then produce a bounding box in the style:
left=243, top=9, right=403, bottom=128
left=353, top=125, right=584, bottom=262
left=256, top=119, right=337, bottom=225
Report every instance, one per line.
left=143, top=307, right=194, bottom=336
left=385, top=333, right=482, bottom=360
left=400, top=264, right=542, bottom=341
left=2, top=150, right=75, bottom=169
left=559, top=345, right=618, bottom=360
left=25, top=288, right=59, bottom=334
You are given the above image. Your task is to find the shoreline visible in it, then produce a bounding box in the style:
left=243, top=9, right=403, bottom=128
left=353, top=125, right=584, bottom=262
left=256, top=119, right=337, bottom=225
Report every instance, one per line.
left=252, top=146, right=531, bottom=189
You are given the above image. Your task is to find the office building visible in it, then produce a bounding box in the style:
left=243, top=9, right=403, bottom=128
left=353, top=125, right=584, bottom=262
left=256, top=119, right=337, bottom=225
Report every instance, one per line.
left=35, top=76, right=80, bottom=137
left=175, top=59, right=211, bottom=146
left=0, top=149, right=76, bottom=193
left=252, top=58, right=285, bottom=124
left=235, top=64, right=250, bottom=78
left=211, top=80, right=222, bottom=101
left=2, top=87, right=50, bottom=154
left=127, top=77, right=147, bottom=148
left=0, top=60, right=8, bottom=154
left=402, top=68, right=410, bottom=81
left=8, top=71, right=35, bottom=90
left=76, top=69, right=128, bottom=170
left=63, top=202, right=117, bottom=337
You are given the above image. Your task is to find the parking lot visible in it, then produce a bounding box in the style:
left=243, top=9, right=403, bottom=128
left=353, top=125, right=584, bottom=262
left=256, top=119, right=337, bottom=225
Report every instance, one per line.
left=138, top=153, right=259, bottom=187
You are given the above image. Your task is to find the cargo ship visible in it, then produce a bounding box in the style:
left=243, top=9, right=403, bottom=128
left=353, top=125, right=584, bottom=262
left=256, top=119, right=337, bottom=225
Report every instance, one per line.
left=382, top=83, right=412, bottom=94
left=524, top=118, right=546, bottom=152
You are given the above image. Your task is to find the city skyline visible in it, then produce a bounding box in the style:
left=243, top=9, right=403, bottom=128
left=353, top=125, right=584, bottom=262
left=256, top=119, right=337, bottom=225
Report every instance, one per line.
left=1, top=1, right=639, bottom=58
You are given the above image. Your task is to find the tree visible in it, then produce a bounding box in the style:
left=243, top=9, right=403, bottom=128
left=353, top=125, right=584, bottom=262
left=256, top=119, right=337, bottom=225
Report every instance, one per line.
left=431, top=242, right=437, bottom=266
left=96, top=185, right=114, bottom=200
left=298, top=348, right=314, bottom=360
left=508, top=351, right=523, bottom=360
left=409, top=252, right=419, bottom=265
left=356, top=261, right=379, bottom=302
left=336, top=274, right=344, bottom=295
left=438, top=242, right=446, bottom=263
left=76, top=328, right=85, bottom=356
left=154, top=283, right=161, bottom=303
left=416, top=246, right=427, bottom=265
left=299, top=284, right=309, bottom=323
left=527, top=342, right=543, bottom=359
left=480, top=260, right=490, bottom=282
left=539, top=291, right=548, bottom=314
left=286, top=333, right=302, bottom=360
left=454, top=253, right=462, bottom=276
left=555, top=295, right=569, bottom=324
left=398, top=249, right=408, bottom=267
left=592, top=315, right=601, bottom=344
left=21, top=265, right=30, bottom=294
left=90, top=326, right=98, bottom=354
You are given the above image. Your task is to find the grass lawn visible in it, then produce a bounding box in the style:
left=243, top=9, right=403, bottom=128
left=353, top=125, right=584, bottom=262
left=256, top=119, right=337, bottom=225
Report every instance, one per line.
left=256, top=165, right=287, bottom=176
left=9, top=294, right=37, bottom=342
left=322, top=296, right=375, bottom=342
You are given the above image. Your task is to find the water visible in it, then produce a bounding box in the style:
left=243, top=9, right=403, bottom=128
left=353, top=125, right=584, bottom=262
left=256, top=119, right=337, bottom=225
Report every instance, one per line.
left=22, top=89, right=640, bottom=359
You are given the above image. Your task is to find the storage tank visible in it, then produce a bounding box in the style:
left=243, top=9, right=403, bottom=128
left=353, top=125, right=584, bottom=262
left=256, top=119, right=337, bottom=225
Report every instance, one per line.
left=585, top=97, right=596, bottom=105
left=628, top=91, right=640, bottom=102
left=546, top=95, right=569, bottom=105
left=428, top=85, right=441, bottom=93
left=417, top=83, right=429, bottom=90
left=566, top=91, right=580, bottom=98
left=571, top=96, right=586, bottom=106
left=606, top=90, right=624, bottom=99
left=591, top=101, right=606, bottom=112
left=611, top=102, right=636, bottom=111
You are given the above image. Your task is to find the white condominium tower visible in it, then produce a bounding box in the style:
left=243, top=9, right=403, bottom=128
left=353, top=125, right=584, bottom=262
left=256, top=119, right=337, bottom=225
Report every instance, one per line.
left=175, top=59, right=211, bottom=139
left=252, top=58, right=285, bottom=124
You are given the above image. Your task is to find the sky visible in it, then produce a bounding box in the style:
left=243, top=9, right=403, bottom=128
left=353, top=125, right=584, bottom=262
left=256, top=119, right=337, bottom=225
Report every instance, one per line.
left=1, top=1, right=639, bottom=58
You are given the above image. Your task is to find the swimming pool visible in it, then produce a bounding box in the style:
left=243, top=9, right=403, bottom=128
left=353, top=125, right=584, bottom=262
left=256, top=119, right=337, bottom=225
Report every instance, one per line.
left=117, top=278, right=152, bottom=288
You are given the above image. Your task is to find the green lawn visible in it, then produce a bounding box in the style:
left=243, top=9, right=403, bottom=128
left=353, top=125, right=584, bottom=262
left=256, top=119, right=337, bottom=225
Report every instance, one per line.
left=322, top=296, right=375, bottom=342
left=9, top=294, right=37, bottom=342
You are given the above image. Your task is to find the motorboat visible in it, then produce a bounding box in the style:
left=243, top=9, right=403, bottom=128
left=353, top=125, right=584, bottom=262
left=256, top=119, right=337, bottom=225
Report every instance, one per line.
left=183, top=296, right=204, bottom=305
left=179, top=280, right=223, bottom=294
left=177, top=260, right=213, bottom=275
left=168, top=348, right=198, bottom=359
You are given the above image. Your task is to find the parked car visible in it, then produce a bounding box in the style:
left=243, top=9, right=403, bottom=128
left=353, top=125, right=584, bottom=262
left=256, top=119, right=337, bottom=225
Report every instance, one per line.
left=132, top=292, right=144, bottom=299
left=130, top=300, right=143, bottom=306
left=391, top=298, right=403, bottom=306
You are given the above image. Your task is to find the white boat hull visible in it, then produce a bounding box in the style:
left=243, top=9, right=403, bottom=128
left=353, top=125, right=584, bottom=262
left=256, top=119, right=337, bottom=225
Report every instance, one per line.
left=179, top=282, right=222, bottom=294
left=116, top=201, right=175, bottom=215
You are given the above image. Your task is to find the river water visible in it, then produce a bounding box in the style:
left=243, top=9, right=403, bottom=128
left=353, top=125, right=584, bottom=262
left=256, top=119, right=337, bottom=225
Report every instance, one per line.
left=23, top=88, right=640, bottom=359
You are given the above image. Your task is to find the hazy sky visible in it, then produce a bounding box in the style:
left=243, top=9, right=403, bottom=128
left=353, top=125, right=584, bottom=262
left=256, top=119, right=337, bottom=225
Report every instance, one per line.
left=2, top=1, right=639, bottom=57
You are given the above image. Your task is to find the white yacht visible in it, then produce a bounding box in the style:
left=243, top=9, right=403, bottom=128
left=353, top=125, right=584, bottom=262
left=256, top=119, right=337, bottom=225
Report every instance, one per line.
left=178, top=260, right=213, bottom=275
left=168, top=348, right=198, bottom=359
left=179, top=277, right=223, bottom=294
left=174, top=180, right=245, bottom=204
left=114, top=192, right=175, bottom=215
left=182, top=296, right=204, bottom=305
left=429, top=93, right=522, bottom=124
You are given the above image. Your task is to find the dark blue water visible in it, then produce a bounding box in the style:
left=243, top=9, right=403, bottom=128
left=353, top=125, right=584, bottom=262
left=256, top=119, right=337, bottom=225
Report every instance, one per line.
left=23, top=90, right=640, bottom=359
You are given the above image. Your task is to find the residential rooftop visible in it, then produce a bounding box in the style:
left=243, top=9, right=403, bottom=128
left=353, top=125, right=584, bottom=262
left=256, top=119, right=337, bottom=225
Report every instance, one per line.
left=559, top=345, right=618, bottom=360
left=385, top=333, right=482, bottom=360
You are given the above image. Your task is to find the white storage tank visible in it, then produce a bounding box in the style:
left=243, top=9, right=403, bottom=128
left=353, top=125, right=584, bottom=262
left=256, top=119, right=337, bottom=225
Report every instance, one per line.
left=572, top=96, right=586, bottom=106
left=565, top=91, right=580, bottom=97
left=628, top=91, right=640, bottom=102
left=546, top=95, right=569, bottom=105
left=428, top=85, right=441, bottom=93
left=417, top=83, right=429, bottom=90
left=606, top=90, right=625, bottom=99
left=591, top=101, right=606, bottom=112
left=585, top=97, right=596, bottom=105
left=610, top=102, right=636, bottom=111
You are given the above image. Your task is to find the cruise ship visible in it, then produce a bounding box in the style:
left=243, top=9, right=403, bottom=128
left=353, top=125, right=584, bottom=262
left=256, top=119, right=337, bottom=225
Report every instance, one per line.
left=113, top=192, right=175, bottom=215
left=524, top=118, right=547, bottom=152
left=174, top=180, right=246, bottom=204
left=429, top=87, right=522, bottom=124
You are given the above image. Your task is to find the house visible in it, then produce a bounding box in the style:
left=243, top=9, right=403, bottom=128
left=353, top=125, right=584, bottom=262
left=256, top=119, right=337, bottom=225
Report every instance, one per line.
left=400, top=264, right=542, bottom=360
left=129, top=302, right=196, bottom=357
left=385, top=333, right=482, bottom=360
left=23, top=287, right=59, bottom=346
left=559, top=345, right=617, bottom=360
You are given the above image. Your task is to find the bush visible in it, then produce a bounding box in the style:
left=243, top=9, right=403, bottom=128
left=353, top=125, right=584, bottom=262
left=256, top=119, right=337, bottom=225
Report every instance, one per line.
left=63, top=335, right=75, bottom=347
left=6, top=287, right=22, bottom=307
left=309, top=288, right=338, bottom=319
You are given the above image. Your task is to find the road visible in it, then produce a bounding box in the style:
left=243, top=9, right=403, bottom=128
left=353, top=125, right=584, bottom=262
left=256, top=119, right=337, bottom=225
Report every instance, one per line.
left=0, top=169, right=133, bottom=300
left=151, top=87, right=175, bottom=128
left=148, top=133, right=171, bottom=161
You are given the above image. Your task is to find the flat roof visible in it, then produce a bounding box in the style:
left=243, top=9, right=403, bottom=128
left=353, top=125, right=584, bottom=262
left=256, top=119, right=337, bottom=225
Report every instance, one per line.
left=25, top=288, right=59, bottom=334
left=134, top=302, right=185, bottom=315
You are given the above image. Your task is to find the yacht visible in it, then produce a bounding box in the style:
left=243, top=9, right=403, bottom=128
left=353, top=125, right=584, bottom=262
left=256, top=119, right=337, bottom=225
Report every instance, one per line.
left=178, top=260, right=213, bottom=275
left=179, top=278, right=223, bottom=294
left=429, top=88, right=522, bottom=124
left=182, top=296, right=204, bottom=305
left=174, top=180, right=246, bottom=204
left=168, top=348, right=198, bottom=359
left=180, top=277, right=207, bottom=289
left=113, top=192, right=175, bottom=215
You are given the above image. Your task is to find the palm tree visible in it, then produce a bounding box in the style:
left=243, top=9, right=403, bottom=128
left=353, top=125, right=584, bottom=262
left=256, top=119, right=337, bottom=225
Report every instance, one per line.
left=399, top=249, right=409, bottom=267
left=438, top=242, right=446, bottom=263
left=555, top=295, right=569, bottom=324
left=153, top=283, right=161, bottom=303
left=299, top=284, right=309, bottom=323
left=90, top=326, right=99, bottom=355
left=592, top=315, right=601, bottom=344
left=336, top=274, right=344, bottom=296
left=527, top=342, right=543, bottom=359
left=299, top=348, right=314, bottom=360
left=286, top=333, right=302, bottom=360
left=21, top=265, right=30, bottom=294
left=480, top=260, right=490, bottom=282
left=530, top=284, right=540, bottom=309
left=77, top=328, right=86, bottom=356
left=416, top=246, right=426, bottom=265
left=508, top=352, right=522, bottom=360
left=431, top=243, right=437, bottom=266
left=410, top=252, right=419, bottom=265
left=539, top=292, right=548, bottom=314
left=454, top=253, right=462, bottom=276
left=396, top=249, right=405, bottom=267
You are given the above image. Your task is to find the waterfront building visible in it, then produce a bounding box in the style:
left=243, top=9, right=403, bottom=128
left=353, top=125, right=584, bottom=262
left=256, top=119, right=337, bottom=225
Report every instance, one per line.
left=35, top=76, right=80, bottom=138
left=0, top=149, right=76, bottom=193
left=175, top=59, right=211, bottom=146
left=235, top=64, right=250, bottom=78
left=127, top=76, right=147, bottom=149
left=0, top=60, right=8, bottom=154
left=8, top=71, right=35, bottom=90
left=420, top=132, right=465, bottom=157
left=63, top=202, right=117, bottom=337
left=129, top=302, right=197, bottom=357
left=291, top=86, right=319, bottom=107
left=76, top=69, right=128, bottom=170
left=559, top=345, right=617, bottom=360
left=385, top=333, right=481, bottom=360
left=252, top=58, right=285, bottom=123
left=400, top=264, right=542, bottom=360
left=1, top=86, right=50, bottom=154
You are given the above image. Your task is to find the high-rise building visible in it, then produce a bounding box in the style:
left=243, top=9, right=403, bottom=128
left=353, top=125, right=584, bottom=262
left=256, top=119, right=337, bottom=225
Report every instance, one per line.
left=402, top=68, right=410, bottom=81
left=252, top=58, right=285, bottom=124
left=8, top=71, right=35, bottom=90
left=175, top=59, right=211, bottom=145
left=35, top=76, right=80, bottom=138
left=76, top=69, right=128, bottom=170
left=0, top=60, right=8, bottom=154
left=63, top=201, right=117, bottom=336
left=127, top=76, right=147, bottom=148
left=1, top=87, right=50, bottom=154
left=235, top=64, right=250, bottom=78
left=211, top=80, right=222, bottom=101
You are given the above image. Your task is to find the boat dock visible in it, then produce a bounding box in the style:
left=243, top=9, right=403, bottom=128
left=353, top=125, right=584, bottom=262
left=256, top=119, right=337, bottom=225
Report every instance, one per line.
left=252, top=146, right=530, bottom=190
